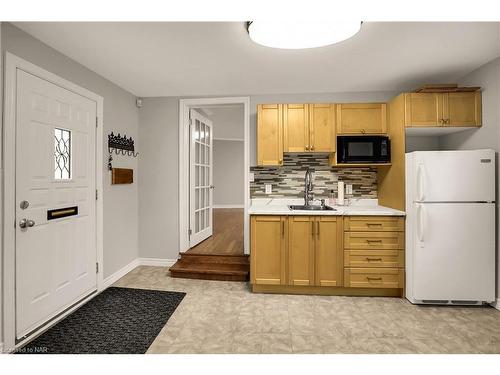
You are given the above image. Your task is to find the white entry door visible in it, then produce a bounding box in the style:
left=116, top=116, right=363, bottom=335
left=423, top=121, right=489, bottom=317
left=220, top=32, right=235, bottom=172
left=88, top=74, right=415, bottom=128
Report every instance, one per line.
left=15, top=69, right=97, bottom=338
left=189, top=109, right=213, bottom=247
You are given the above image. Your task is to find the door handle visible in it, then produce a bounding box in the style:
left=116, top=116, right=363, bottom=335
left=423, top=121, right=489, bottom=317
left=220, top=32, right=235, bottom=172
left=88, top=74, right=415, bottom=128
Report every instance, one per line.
left=316, top=221, right=320, bottom=237
left=416, top=163, right=425, bottom=201
left=19, top=219, right=35, bottom=229
left=417, top=204, right=425, bottom=242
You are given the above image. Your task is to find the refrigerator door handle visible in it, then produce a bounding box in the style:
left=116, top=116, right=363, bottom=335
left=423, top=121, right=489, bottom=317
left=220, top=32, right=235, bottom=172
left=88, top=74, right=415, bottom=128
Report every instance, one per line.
left=417, top=163, right=425, bottom=201
left=417, top=204, right=425, bottom=242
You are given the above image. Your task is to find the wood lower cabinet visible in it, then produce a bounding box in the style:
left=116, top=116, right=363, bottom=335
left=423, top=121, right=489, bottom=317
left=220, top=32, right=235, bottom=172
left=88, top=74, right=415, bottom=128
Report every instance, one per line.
left=343, top=216, right=405, bottom=292
left=287, top=216, right=343, bottom=287
left=251, top=214, right=404, bottom=296
left=314, top=216, right=343, bottom=286
left=288, top=216, right=314, bottom=286
left=250, top=215, right=286, bottom=285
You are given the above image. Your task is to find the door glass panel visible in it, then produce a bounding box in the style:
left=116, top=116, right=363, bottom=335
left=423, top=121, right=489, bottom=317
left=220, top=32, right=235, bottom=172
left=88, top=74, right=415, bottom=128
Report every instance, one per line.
left=195, top=211, right=200, bottom=232
left=195, top=120, right=200, bottom=141
left=195, top=188, right=200, bottom=210
left=54, top=128, right=71, bottom=180
left=206, top=145, right=210, bottom=165
left=205, top=188, right=210, bottom=208
left=195, top=142, right=200, bottom=164
left=205, top=209, right=210, bottom=229
left=206, top=125, right=211, bottom=144
left=200, top=209, right=205, bottom=229
left=201, top=167, right=205, bottom=187
left=195, top=166, right=199, bottom=186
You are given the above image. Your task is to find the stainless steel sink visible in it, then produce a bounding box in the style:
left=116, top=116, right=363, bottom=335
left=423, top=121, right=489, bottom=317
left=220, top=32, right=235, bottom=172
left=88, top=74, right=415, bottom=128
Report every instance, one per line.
left=288, top=205, right=336, bottom=211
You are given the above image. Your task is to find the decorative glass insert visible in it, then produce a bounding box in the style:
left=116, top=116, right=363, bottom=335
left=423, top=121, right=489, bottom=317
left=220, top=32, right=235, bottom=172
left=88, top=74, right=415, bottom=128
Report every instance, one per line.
left=54, top=128, right=71, bottom=180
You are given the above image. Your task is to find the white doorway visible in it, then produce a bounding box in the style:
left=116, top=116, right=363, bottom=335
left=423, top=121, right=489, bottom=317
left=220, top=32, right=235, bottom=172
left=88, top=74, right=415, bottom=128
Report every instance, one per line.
left=189, top=109, right=214, bottom=247
left=178, top=97, right=250, bottom=255
left=3, top=53, right=104, bottom=350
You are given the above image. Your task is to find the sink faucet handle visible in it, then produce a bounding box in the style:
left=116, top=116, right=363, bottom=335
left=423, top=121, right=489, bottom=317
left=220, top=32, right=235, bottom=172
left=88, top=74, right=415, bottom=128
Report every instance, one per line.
left=320, top=199, right=325, bottom=207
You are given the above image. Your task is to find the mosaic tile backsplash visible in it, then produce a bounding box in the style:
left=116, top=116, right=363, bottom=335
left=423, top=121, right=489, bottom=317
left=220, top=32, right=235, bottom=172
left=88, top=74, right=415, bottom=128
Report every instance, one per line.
left=250, top=153, right=377, bottom=199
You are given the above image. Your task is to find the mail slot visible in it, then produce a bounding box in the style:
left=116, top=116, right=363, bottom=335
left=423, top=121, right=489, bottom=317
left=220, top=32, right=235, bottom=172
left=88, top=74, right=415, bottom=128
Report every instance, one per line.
left=47, top=206, right=78, bottom=220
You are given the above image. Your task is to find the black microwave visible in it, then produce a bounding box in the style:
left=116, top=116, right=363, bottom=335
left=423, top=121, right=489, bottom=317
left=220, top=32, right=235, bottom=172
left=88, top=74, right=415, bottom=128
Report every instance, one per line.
left=337, top=136, right=391, bottom=164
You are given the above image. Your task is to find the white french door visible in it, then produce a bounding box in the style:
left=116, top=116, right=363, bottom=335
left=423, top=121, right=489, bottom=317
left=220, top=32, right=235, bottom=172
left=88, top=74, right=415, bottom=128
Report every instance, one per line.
left=15, top=69, right=97, bottom=338
left=189, top=109, right=214, bottom=247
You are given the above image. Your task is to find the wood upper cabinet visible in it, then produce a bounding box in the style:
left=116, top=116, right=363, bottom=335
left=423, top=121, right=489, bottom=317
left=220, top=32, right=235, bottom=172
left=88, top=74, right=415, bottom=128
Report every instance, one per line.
left=250, top=216, right=286, bottom=285
left=283, top=104, right=309, bottom=152
left=336, top=103, right=387, bottom=134
left=445, top=92, right=482, bottom=126
left=288, top=216, right=314, bottom=286
left=404, top=92, right=481, bottom=127
left=404, top=93, right=442, bottom=127
left=257, top=104, right=283, bottom=166
left=283, top=103, right=335, bottom=152
left=314, top=216, right=343, bottom=286
left=309, top=103, right=336, bottom=152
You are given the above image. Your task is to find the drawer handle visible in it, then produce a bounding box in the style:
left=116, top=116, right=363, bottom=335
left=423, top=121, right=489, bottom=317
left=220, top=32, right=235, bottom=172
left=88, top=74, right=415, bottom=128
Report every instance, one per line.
left=366, top=277, right=383, bottom=281
left=366, top=239, right=383, bottom=243
left=367, top=223, right=383, bottom=226
left=366, top=257, right=382, bottom=262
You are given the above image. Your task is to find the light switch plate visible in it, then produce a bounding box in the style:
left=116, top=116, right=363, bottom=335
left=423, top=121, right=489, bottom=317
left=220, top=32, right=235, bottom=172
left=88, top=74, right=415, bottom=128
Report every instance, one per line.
left=265, top=184, right=272, bottom=194
left=346, top=184, right=353, bottom=194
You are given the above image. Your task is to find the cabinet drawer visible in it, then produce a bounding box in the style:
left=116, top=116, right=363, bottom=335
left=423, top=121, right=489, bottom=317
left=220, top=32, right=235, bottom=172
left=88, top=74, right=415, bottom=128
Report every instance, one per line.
left=344, top=232, right=404, bottom=249
left=344, top=216, right=404, bottom=232
left=344, top=268, right=403, bottom=288
left=344, top=250, right=404, bottom=268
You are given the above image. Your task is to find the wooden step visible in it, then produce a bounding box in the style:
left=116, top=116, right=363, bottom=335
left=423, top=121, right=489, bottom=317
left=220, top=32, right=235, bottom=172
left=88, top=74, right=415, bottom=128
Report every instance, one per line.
left=180, top=253, right=249, bottom=265
left=169, top=253, right=249, bottom=282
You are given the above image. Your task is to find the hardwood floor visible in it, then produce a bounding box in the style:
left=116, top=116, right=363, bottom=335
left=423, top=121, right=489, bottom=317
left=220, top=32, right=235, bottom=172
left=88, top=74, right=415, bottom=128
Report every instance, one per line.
left=188, top=208, right=244, bottom=255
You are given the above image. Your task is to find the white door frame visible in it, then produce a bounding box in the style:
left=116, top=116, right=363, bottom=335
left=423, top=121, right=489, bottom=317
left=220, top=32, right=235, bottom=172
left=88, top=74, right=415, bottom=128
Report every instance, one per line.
left=179, top=97, right=250, bottom=254
left=2, top=52, right=104, bottom=351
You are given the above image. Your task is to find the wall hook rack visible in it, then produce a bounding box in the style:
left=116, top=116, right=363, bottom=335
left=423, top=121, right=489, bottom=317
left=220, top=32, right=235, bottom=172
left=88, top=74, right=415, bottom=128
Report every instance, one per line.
left=108, top=132, right=139, bottom=170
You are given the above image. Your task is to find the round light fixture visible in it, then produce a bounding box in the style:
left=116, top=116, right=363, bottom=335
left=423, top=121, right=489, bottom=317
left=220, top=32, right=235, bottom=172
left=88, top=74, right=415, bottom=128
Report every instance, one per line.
left=247, top=21, right=362, bottom=49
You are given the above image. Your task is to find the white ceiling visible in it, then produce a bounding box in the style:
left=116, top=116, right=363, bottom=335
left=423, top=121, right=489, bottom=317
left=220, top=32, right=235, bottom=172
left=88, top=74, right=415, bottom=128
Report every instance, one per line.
left=13, top=22, right=500, bottom=97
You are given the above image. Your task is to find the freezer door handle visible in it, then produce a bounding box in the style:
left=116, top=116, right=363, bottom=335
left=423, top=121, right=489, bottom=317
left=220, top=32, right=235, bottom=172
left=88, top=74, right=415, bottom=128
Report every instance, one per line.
left=417, top=163, right=425, bottom=201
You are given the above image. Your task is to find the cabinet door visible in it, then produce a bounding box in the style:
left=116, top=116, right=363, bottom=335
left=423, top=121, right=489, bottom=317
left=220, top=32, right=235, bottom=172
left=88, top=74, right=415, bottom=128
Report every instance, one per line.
left=404, top=93, right=443, bottom=127
left=444, top=92, right=482, bottom=127
left=314, top=216, right=343, bottom=287
left=250, top=216, right=286, bottom=285
left=288, top=216, right=314, bottom=286
left=257, top=104, right=283, bottom=166
left=336, top=103, right=387, bottom=134
left=309, top=103, right=335, bottom=152
left=283, top=104, right=309, bottom=152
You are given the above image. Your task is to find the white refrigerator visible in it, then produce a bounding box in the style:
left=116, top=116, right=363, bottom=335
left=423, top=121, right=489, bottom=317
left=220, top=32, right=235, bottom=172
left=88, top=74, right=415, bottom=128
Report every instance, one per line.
left=405, top=149, right=495, bottom=305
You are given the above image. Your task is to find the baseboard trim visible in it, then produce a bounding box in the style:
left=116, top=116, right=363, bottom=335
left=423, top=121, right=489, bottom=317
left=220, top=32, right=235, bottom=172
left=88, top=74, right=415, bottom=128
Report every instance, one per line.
left=138, top=258, right=177, bottom=267
left=491, top=298, right=500, bottom=311
left=102, top=258, right=140, bottom=290
left=213, top=204, right=244, bottom=209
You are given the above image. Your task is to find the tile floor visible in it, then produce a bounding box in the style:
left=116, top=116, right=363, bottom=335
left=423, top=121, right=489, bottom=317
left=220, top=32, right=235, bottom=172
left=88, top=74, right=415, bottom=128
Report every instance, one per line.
left=113, top=266, right=500, bottom=354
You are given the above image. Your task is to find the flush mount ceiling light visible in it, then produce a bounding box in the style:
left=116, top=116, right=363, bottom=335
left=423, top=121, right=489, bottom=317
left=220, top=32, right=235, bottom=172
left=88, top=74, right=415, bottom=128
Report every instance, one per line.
left=247, top=21, right=362, bottom=49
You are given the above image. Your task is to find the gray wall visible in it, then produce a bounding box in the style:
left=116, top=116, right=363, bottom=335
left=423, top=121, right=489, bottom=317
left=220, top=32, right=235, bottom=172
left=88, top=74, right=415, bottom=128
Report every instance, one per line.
left=213, top=140, right=245, bottom=206
left=138, top=91, right=397, bottom=261
left=137, top=97, right=179, bottom=260
left=405, top=136, right=441, bottom=152
left=198, top=105, right=244, bottom=140
left=440, top=56, right=500, bottom=301
left=0, top=23, right=140, bottom=279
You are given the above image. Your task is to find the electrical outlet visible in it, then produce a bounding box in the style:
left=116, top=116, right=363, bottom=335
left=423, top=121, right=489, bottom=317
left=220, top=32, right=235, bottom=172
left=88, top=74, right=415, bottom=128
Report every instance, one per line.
left=346, top=184, right=353, bottom=195
left=265, top=184, right=272, bottom=194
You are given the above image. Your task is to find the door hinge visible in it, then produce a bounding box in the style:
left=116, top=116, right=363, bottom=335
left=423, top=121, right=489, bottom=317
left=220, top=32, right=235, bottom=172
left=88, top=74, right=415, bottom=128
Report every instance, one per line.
left=96, top=262, right=99, bottom=274
left=95, top=189, right=98, bottom=200
left=188, top=229, right=192, bottom=235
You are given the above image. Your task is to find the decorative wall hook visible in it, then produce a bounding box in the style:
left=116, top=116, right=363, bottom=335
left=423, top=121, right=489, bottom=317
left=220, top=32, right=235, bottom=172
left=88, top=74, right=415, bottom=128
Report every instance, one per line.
left=108, top=132, right=139, bottom=170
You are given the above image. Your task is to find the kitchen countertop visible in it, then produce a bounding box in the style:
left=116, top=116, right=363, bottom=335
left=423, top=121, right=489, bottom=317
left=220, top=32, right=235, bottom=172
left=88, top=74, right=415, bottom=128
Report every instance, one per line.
left=248, top=198, right=405, bottom=216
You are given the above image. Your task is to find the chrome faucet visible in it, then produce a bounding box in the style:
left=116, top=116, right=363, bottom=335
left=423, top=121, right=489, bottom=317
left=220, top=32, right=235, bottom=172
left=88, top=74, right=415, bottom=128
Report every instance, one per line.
left=304, top=169, right=314, bottom=206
